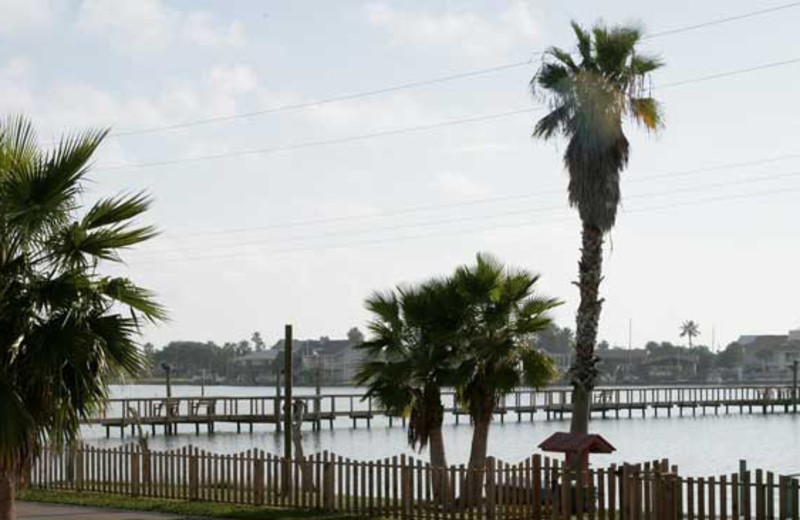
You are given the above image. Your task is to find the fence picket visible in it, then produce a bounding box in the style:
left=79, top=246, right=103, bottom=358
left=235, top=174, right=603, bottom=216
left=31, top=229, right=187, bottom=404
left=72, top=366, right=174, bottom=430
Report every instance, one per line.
left=30, top=445, right=799, bottom=520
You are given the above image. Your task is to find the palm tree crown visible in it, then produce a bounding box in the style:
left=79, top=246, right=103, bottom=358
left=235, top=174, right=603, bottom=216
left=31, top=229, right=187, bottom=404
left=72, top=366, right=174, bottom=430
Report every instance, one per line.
left=532, top=21, right=664, bottom=231
left=355, top=278, right=465, bottom=452
left=0, top=116, right=165, bottom=483
left=680, top=320, right=700, bottom=347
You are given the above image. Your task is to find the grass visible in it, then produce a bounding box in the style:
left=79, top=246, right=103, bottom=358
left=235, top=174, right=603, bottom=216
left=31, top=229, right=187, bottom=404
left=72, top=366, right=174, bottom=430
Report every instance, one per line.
left=19, top=488, right=359, bottom=520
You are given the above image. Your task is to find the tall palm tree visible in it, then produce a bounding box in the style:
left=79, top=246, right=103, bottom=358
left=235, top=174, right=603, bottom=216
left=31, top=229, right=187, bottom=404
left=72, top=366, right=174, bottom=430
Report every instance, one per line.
left=0, top=116, right=165, bottom=520
left=355, top=278, right=466, bottom=501
left=452, top=254, right=560, bottom=501
left=680, top=320, right=700, bottom=348
left=531, top=22, right=664, bottom=436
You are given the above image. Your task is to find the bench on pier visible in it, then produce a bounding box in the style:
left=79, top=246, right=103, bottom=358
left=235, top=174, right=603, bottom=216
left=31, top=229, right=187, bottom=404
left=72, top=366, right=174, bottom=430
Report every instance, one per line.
left=191, top=398, right=217, bottom=416
left=453, top=408, right=508, bottom=424
left=593, top=390, right=615, bottom=405
left=153, top=399, right=180, bottom=417
left=349, top=411, right=374, bottom=428
left=513, top=406, right=537, bottom=421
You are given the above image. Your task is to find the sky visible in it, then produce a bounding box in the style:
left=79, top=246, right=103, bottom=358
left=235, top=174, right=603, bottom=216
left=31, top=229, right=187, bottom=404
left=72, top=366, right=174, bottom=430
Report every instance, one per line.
left=1, top=0, right=799, bottom=351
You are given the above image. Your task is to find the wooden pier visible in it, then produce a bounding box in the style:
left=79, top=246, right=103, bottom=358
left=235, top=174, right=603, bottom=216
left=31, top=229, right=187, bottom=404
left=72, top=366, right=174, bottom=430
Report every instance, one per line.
left=88, top=384, right=800, bottom=437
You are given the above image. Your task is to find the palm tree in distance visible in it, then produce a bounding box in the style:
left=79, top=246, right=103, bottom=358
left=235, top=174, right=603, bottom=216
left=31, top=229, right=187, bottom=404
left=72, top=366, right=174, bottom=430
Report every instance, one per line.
left=355, top=279, right=466, bottom=502
left=531, top=22, right=664, bottom=436
left=453, top=254, right=560, bottom=501
left=680, top=320, right=701, bottom=348
left=0, top=116, right=165, bottom=520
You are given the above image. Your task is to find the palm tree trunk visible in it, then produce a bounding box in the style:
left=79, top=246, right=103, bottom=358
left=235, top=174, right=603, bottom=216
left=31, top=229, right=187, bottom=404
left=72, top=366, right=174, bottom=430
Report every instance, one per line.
left=0, top=470, right=15, bottom=520
left=429, top=427, right=450, bottom=503
left=463, top=408, right=493, bottom=506
left=570, top=222, right=605, bottom=438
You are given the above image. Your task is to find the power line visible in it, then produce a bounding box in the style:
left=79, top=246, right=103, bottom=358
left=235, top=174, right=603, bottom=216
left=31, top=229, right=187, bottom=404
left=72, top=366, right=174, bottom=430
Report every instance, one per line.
left=658, top=57, right=800, bottom=89
left=132, top=167, right=800, bottom=258
left=643, top=1, right=800, bottom=38
left=111, top=61, right=535, bottom=137
left=129, top=184, right=800, bottom=265
left=97, top=107, right=537, bottom=171
left=96, top=56, right=800, bottom=173
left=97, top=1, right=800, bottom=138
left=163, top=150, right=800, bottom=239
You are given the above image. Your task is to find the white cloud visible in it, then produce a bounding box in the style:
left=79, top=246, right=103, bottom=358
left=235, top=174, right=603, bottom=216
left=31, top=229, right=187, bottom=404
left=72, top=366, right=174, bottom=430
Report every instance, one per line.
left=183, top=12, right=246, bottom=48
left=365, top=1, right=539, bottom=60
left=433, top=171, right=493, bottom=202
left=0, top=58, right=34, bottom=110
left=208, top=65, right=258, bottom=95
left=0, top=0, right=55, bottom=37
left=78, top=0, right=246, bottom=52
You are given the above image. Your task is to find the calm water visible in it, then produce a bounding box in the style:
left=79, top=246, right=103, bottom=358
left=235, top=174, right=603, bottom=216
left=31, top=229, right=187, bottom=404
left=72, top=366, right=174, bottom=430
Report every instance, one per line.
left=82, top=385, right=800, bottom=477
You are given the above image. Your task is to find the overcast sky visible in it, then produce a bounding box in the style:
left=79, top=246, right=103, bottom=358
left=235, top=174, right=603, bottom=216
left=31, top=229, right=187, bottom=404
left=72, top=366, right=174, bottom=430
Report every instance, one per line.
left=2, top=0, right=799, bottom=350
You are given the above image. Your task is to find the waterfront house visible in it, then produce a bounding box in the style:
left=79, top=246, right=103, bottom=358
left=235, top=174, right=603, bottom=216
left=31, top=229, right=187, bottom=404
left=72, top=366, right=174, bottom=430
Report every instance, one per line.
left=736, top=330, right=800, bottom=380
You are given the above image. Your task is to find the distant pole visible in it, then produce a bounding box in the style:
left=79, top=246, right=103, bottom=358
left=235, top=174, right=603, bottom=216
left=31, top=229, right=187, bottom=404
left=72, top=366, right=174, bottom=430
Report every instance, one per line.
left=628, top=318, right=633, bottom=371
left=275, top=362, right=282, bottom=433
left=162, top=363, right=172, bottom=435
left=793, top=360, right=798, bottom=414
left=283, top=325, right=293, bottom=462
left=315, top=356, right=322, bottom=430
left=628, top=318, right=632, bottom=350
left=201, top=368, right=206, bottom=398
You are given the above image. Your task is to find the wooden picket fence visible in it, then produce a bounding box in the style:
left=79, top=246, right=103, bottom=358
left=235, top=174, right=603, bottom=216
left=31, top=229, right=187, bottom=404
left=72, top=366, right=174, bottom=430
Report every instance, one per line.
left=29, top=444, right=800, bottom=520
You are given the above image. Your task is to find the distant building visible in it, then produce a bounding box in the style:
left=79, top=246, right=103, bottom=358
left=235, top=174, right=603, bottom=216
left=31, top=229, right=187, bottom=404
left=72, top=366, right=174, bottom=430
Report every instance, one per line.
left=270, top=336, right=366, bottom=385
left=597, top=348, right=647, bottom=383
left=735, top=329, right=800, bottom=380
left=641, top=352, right=700, bottom=381
left=232, top=350, right=280, bottom=384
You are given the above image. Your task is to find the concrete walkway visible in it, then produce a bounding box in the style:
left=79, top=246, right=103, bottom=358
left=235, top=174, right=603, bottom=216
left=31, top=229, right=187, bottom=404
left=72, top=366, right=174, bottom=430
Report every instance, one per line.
left=18, top=501, right=189, bottom=519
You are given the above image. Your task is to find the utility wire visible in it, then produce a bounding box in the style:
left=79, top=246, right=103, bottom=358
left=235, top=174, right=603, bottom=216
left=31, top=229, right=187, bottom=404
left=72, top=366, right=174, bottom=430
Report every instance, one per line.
left=99, top=1, right=800, bottom=138
left=129, top=184, right=800, bottom=265
left=164, top=150, right=800, bottom=239
left=97, top=107, right=537, bottom=171
left=132, top=168, right=800, bottom=258
left=95, top=56, right=800, bottom=174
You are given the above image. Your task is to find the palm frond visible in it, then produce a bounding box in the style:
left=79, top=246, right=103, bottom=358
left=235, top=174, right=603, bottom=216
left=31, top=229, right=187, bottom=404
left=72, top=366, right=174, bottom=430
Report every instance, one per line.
left=53, top=221, right=158, bottom=266
left=629, top=97, right=664, bottom=131
left=546, top=47, right=579, bottom=72
left=533, top=104, right=571, bottom=140
left=98, top=277, right=168, bottom=323
left=82, top=192, right=153, bottom=230
left=593, top=24, right=641, bottom=78
left=631, top=54, right=664, bottom=76
left=570, top=21, right=594, bottom=68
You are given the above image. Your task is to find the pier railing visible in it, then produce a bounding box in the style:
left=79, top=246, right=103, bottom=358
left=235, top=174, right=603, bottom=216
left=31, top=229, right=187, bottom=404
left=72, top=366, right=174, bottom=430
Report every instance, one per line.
left=30, top=444, right=800, bottom=520
left=88, top=385, right=800, bottom=436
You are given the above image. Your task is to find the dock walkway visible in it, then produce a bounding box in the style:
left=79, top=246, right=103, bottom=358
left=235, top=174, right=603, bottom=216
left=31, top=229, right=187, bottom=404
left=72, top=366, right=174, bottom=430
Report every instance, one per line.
left=88, top=384, right=799, bottom=437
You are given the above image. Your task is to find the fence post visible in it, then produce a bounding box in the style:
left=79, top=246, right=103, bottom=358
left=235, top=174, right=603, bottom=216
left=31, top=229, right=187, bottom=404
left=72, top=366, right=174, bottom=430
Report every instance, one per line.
left=65, top=445, right=75, bottom=485
left=400, top=454, right=410, bottom=519
left=739, top=460, right=747, bottom=513
left=75, top=446, right=84, bottom=492
left=189, top=448, right=199, bottom=501
left=254, top=452, right=265, bottom=505
left=142, top=450, right=151, bottom=487
left=323, top=460, right=334, bottom=510
left=486, top=457, right=496, bottom=520
left=131, top=449, right=140, bottom=497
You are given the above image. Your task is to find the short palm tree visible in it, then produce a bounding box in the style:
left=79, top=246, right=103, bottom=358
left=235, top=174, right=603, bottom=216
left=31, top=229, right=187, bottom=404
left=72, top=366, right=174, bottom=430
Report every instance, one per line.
left=531, top=22, right=664, bottom=436
left=680, top=320, right=700, bottom=348
left=0, top=116, right=165, bottom=520
left=453, top=254, right=560, bottom=501
left=355, top=278, right=466, bottom=502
